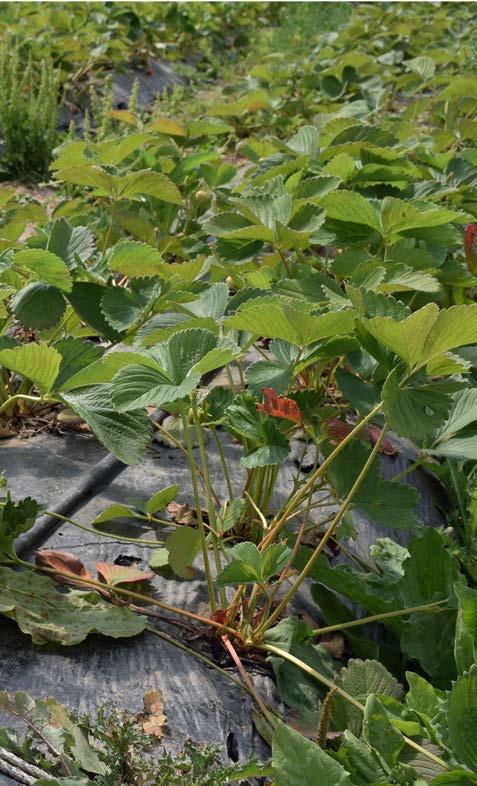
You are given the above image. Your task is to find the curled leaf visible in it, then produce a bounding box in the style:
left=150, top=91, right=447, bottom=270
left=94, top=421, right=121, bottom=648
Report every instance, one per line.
left=36, top=550, right=93, bottom=587
left=326, top=419, right=398, bottom=456
left=256, top=388, right=302, bottom=423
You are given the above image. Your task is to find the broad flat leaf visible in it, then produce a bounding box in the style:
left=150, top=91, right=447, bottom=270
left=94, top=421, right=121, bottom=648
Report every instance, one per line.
left=321, top=191, right=382, bottom=233
left=149, top=117, right=186, bottom=136
left=96, top=133, right=150, bottom=165
left=111, top=364, right=198, bottom=412
left=225, top=302, right=355, bottom=347
left=52, top=337, right=104, bottom=391
left=264, top=616, right=335, bottom=712
left=185, top=282, right=229, bottom=320
left=245, top=359, right=292, bottom=395
left=338, top=730, right=388, bottom=785
left=63, top=385, right=152, bottom=465
left=454, top=584, right=477, bottom=675
left=166, top=526, right=201, bottom=579
left=272, top=721, right=353, bottom=786
left=429, top=435, right=477, bottom=460
left=189, top=342, right=242, bottom=376
left=0, top=343, right=61, bottom=394
left=108, top=241, right=164, bottom=278
left=14, top=249, right=72, bottom=292
left=148, top=548, right=169, bottom=569
left=116, top=170, right=182, bottom=204
left=406, top=672, right=443, bottom=720
left=325, top=440, right=419, bottom=529
left=437, top=389, right=477, bottom=442
left=241, top=420, right=290, bottom=468
left=0, top=567, right=146, bottom=645
left=92, top=504, right=135, bottom=525
left=430, top=771, right=477, bottom=786
left=145, top=485, right=179, bottom=515
left=287, top=125, right=320, bottom=158
left=68, top=283, right=122, bottom=341
left=11, top=282, right=66, bottom=330
left=217, top=541, right=262, bottom=585
left=101, top=287, right=144, bottom=331
left=334, top=659, right=403, bottom=736
left=445, top=665, right=477, bottom=771
left=360, top=303, right=438, bottom=368
left=363, top=695, right=404, bottom=766
left=55, top=163, right=115, bottom=193
left=94, top=562, right=153, bottom=586
left=422, top=304, right=477, bottom=365
left=47, top=218, right=95, bottom=269
left=407, top=56, right=436, bottom=81
left=382, top=371, right=452, bottom=441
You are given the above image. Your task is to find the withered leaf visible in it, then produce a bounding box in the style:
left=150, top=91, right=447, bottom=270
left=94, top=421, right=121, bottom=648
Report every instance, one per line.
left=140, top=689, right=167, bottom=738
left=94, top=562, right=154, bottom=587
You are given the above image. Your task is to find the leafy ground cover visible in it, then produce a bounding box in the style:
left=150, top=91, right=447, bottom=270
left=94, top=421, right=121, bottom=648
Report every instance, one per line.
left=0, top=2, right=477, bottom=785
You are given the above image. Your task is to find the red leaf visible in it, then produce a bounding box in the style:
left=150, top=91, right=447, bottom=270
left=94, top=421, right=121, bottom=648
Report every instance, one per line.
left=256, top=388, right=302, bottom=423
left=366, top=424, right=398, bottom=456
left=35, top=550, right=93, bottom=587
left=94, top=562, right=154, bottom=587
left=326, top=419, right=399, bottom=456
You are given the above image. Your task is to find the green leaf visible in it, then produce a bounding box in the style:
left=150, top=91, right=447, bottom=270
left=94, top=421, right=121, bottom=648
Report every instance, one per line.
left=245, top=359, right=292, bottom=395
left=382, top=371, right=453, bottom=441
left=52, top=337, right=104, bottom=391
left=47, top=218, right=95, bottom=269
left=111, top=364, right=198, bottom=412
left=14, top=249, right=72, bottom=292
left=0, top=495, right=40, bottom=560
left=264, top=617, right=335, bottom=712
left=334, top=659, right=403, bottom=736
left=63, top=385, right=152, bottom=465
left=444, top=665, right=477, bottom=771
left=272, top=721, right=354, bottom=786
left=0, top=343, right=61, bottom=394
left=422, top=304, right=477, bottom=365
left=360, top=303, right=439, bottom=368
left=0, top=567, right=147, bottom=645
left=406, top=672, right=444, bottom=721
left=101, top=287, right=144, bottom=332
left=325, top=440, right=419, bottom=529
left=454, top=584, right=477, bottom=675
left=166, top=526, right=202, bottom=579
left=92, top=504, right=135, bottom=526
left=337, top=730, right=388, bottom=785
left=148, top=548, right=169, bottom=570
left=116, top=170, right=182, bottom=204
left=363, top=694, right=404, bottom=767
left=217, top=542, right=291, bottom=586
left=321, top=191, right=382, bottom=232
left=68, top=283, right=122, bottom=341
left=287, top=125, right=320, bottom=158
left=225, top=302, right=355, bottom=347
left=145, top=485, right=179, bottom=516
left=430, top=771, right=477, bottom=786
left=11, top=282, right=66, bottom=330
left=108, top=241, right=164, bottom=278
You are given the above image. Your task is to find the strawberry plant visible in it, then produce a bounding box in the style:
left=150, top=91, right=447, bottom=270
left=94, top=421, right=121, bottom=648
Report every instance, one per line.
left=0, top=4, right=477, bottom=786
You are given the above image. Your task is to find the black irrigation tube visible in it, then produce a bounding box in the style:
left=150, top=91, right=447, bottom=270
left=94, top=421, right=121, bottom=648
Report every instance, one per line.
left=13, top=368, right=224, bottom=558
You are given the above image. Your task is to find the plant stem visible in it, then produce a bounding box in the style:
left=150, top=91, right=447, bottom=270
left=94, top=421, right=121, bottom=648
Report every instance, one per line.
left=191, top=396, right=226, bottom=608
left=180, top=401, right=216, bottom=611
left=259, top=426, right=387, bottom=633
left=260, top=402, right=382, bottom=550
left=0, top=394, right=43, bottom=416
left=153, top=420, right=221, bottom=507
left=222, top=634, right=272, bottom=719
left=37, top=509, right=165, bottom=547
left=312, top=599, right=448, bottom=637
left=260, top=644, right=449, bottom=771
left=25, top=561, right=237, bottom=636
left=211, top=426, right=234, bottom=499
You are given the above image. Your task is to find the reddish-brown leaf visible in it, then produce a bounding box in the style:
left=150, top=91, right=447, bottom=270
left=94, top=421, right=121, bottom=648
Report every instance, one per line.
left=94, top=562, right=154, bottom=587
left=366, top=424, right=399, bottom=456
left=256, top=388, right=302, bottom=423
left=35, top=550, right=92, bottom=588
left=326, top=418, right=399, bottom=457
